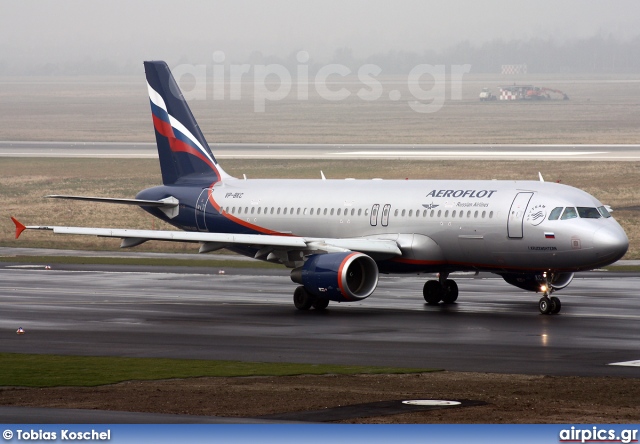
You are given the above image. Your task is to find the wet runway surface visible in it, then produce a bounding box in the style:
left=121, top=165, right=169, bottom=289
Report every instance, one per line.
left=1, top=263, right=639, bottom=378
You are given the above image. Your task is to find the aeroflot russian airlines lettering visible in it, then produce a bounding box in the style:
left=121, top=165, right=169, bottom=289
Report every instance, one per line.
left=10, top=60, right=629, bottom=316
left=426, top=189, right=498, bottom=198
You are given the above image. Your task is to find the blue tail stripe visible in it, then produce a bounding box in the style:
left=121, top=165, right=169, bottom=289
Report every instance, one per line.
left=149, top=100, right=170, bottom=124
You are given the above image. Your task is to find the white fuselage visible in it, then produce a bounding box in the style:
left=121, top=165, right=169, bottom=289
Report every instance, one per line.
left=204, top=178, right=628, bottom=273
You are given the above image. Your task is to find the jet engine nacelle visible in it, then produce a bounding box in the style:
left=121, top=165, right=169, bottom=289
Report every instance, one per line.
left=290, top=252, right=379, bottom=302
left=500, top=272, right=575, bottom=292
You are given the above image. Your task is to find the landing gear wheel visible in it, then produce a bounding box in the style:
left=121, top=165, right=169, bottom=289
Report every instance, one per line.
left=293, top=286, right=313, bottom=311
left=441, top=279, right=459, bottom=304
left=550, top=296, right=561, bottom=314
left=312, top=298, right=330, bottom=311
left=423, top=280, right=443, bottom=305
left=538, top=296, right=552, bottom=315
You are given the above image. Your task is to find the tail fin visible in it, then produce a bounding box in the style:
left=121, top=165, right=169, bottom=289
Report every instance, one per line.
left=143, top=61, right=231, bottom=185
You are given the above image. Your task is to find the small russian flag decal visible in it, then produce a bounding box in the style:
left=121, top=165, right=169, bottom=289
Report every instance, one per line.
left=545, top=232, right=555, bottom=239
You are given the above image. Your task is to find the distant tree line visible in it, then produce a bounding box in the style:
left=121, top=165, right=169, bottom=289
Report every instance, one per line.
left=2, top=34, right=639, bottom=75
left=346, top=35, right=640, bottom=74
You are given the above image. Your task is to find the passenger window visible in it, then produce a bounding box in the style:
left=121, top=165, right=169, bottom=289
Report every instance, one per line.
left=548, top=207, right=563, bottom=220
left=561, top=207, right=577, bottom=220
left=337, top=208, right=342, bottom=216
left=232, top=207, right=235, bottom=213
left=445, top=210, right=449, bottom=218
left=437, top=210, right=441, bottom=217
left=330, top=209, right=334, bottom=215
left=452, top=210, right=456, bottom=218
left=277, top=208, right=281, bottom=214
left=577, top=207, right=601, bottom=219
left=284, top=208, right=288, bottom=215
left=467, top=211, right=471, bottom=218
left=271, top=208, right=274, bottom=214
left=598, top=206, right=612, bottom=218
left=251, top=207, right=255, bottom=214
left=474, top=211, right=478, bottom=218
left=489, top=211, right=493, bottom=218
left=358, top=209, right=362, bottom=216
left=482, top=211, right=486, bottom=218
left=394, top=209, right=399, bottom=217
left=408, top=210, right=413, bottom=217
left=423, top=210, right=427, bottom=217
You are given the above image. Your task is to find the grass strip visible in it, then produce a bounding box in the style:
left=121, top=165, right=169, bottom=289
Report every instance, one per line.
left=0, top=255, right=279, bottom=269
left=0, top=353, right=435, bottom=388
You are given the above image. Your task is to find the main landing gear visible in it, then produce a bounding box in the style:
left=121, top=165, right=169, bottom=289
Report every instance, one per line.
left=423, top=273, right=459, bottom=305
left=293, top=286, right=330, bottom=311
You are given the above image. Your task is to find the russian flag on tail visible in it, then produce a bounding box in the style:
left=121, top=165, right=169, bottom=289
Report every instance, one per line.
left=545, top=232, right=555, bottom=239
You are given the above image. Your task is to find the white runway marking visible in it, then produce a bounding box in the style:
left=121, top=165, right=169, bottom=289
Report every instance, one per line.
left=608, top=360, right=640, bottom=367
left=335, top=151, right=608, bottom=157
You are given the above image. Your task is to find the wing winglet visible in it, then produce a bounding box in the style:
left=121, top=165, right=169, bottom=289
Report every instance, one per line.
left=11, top=217, right=26, bottom=239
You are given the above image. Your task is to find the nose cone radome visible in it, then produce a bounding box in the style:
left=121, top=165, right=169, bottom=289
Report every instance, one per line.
left=593, top=225, right=629, bottom=265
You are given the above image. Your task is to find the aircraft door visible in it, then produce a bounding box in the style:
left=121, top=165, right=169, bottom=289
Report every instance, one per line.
left=370, top=204, right=380, bottom=226
left=508, top=192, right=534, bottom=238
left=195, top=188, right=210, bottom=231
left=381, top=204, right=391, bottom=227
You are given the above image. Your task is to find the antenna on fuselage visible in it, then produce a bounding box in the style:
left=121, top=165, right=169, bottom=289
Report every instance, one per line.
left=538, top=172, right=545, bottom=182
left=321, top=171, right=326, bottom=180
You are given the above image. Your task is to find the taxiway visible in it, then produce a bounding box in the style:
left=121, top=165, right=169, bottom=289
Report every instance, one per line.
left=2, top=141, right=640, bottom=160
left=1, top=263, right=639, bottom=378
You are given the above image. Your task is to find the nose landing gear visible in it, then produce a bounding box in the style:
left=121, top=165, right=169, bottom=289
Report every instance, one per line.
left=538, top=273, right=562, bottom=315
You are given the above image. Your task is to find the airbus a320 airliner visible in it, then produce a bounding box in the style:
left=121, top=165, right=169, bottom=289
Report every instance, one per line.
left=12, top=61, right=629, bottom=314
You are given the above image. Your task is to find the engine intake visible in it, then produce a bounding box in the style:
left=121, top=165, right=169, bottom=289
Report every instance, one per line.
left=291, top=252, right=379, bottom=302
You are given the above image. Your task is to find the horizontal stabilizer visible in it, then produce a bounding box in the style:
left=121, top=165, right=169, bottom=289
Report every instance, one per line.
left=46, top=195, right=177, bottom=207
left=46, top=195, right=180, bottom=219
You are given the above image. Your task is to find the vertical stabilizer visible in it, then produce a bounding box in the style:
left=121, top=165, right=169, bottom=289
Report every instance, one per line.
left=143, top=61, right=231, bottom=185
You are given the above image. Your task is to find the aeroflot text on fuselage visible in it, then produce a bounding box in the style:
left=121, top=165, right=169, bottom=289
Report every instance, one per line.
left=425, top=189, right=498, bottom=198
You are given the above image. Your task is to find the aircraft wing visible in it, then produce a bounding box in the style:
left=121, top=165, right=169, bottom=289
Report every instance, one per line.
left=11, top=218, right=402, bottom=258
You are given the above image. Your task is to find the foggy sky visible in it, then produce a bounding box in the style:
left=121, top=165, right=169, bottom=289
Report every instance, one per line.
left=2, top=0, right=639, bottom=69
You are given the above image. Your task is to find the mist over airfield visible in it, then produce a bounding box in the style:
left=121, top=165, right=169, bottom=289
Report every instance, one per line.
left=1, top=0, right=640, bottom=75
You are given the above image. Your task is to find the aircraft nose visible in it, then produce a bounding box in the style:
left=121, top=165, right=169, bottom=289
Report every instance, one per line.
left=593, top=225, right=629, bottom=264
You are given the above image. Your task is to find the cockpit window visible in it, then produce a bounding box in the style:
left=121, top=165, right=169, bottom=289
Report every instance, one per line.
left=598, top=206, right=612, bottom=218
left=560, top=207, right=577, bottom=220
left=548, top=207, right=563, bottom=220
left=577, top=207, right=602, bottom=219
